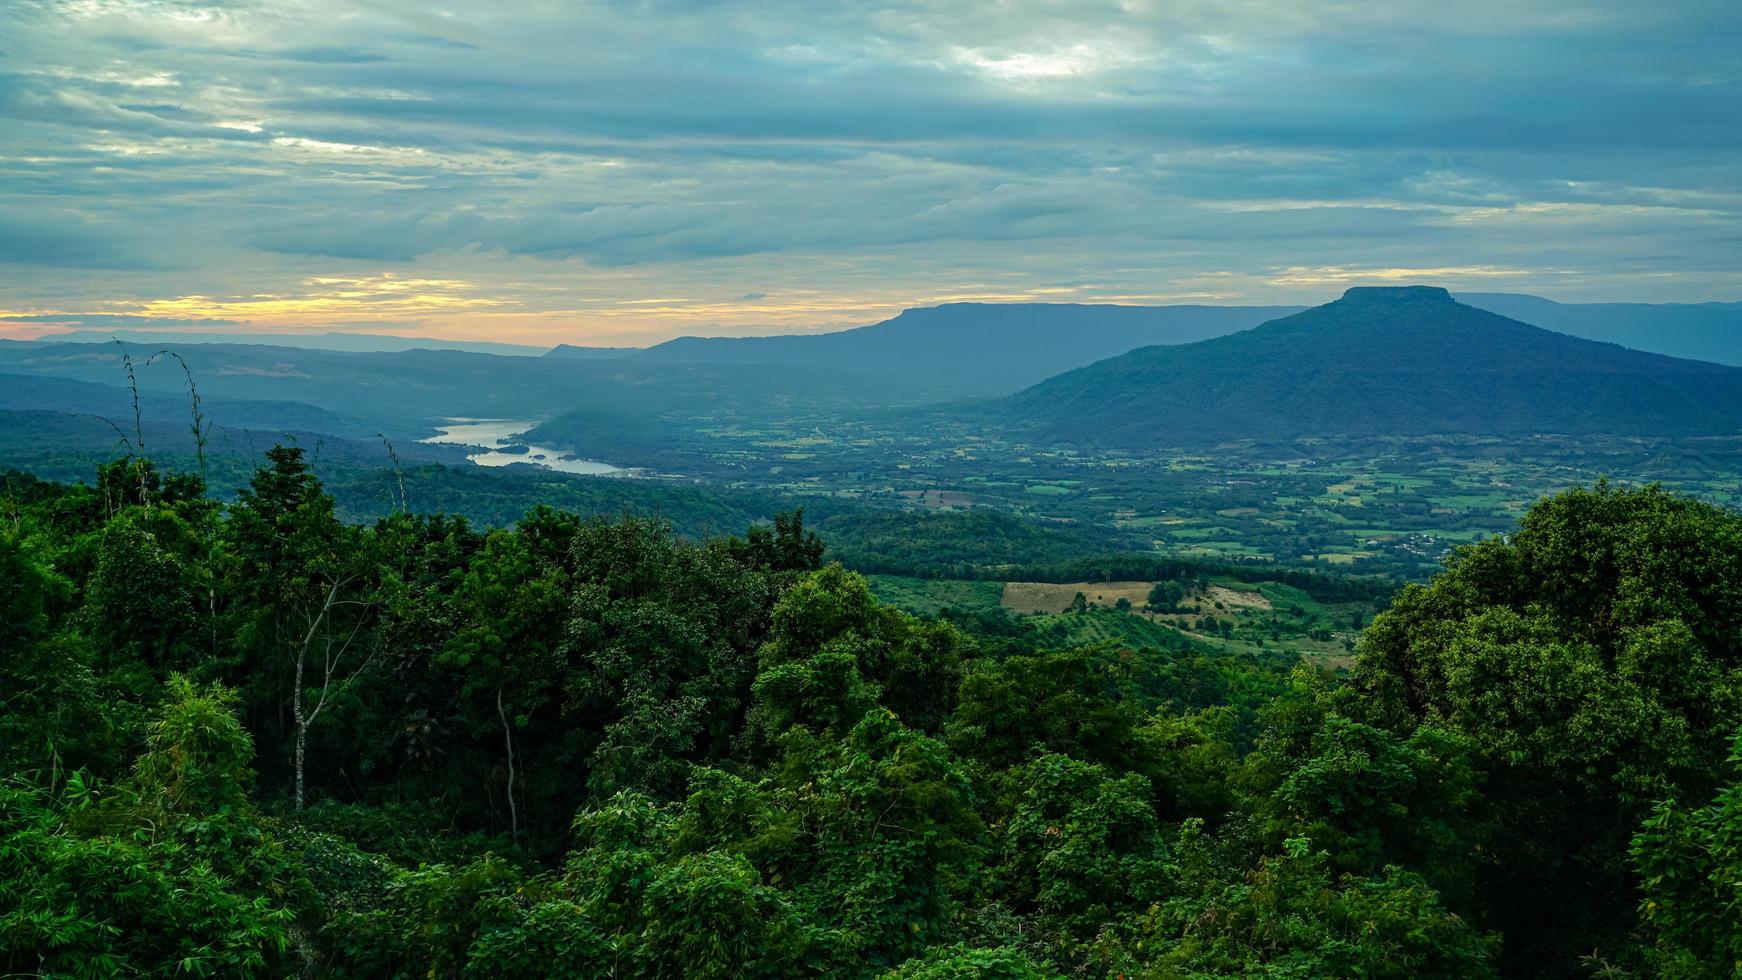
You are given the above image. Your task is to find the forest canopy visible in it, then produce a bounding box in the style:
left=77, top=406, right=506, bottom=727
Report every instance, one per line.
left=2, top=454, right=1739, bottom=978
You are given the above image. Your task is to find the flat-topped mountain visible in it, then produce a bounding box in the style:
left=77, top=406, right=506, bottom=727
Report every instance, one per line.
left=576, top=294, right=1742, bottom=393
left=981, top=285, right=1742, bottom=447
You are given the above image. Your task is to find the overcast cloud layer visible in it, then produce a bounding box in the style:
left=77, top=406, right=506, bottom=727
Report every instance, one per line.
left=2, top=0, right=1738, bottom=344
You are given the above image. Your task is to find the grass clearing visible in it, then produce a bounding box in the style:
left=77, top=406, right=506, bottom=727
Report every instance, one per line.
left=1204, top=584, right=1272, bottom=611
left=868, top=576, right=1005, bottom=617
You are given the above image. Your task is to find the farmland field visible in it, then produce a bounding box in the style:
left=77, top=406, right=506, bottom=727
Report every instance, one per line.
left=553, top=409, right=1742, bottom=579
left=860, top=569, right=1379, bottom=675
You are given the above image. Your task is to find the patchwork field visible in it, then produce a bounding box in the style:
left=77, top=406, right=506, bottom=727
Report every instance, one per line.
left=898, top=489, right=974, bottom=509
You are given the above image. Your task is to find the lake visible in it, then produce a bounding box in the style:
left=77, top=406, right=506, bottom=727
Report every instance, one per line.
left=419, top=418, right=633, bottom=477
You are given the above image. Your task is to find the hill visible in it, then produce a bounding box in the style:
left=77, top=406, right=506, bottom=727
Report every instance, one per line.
left=0, top=340, right=954, bottom=441
left=0, top=372, right=378, bottom=439
left=633, top=302, right=1304, bottom=393
left=1459, top=293, right=1742, bottom=365
left=981, top=285, right=1742, bottom=447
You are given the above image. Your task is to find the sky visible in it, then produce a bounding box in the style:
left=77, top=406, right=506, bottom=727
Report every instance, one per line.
left=1, top=0, right=1738, bottom=347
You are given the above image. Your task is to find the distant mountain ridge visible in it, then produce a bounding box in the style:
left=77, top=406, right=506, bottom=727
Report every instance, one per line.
left=17, top=294, right=1739, bottom=392
left=632, top=302, right=1306, bottom=393
left=544, top=344, right=641, bottom=359
left=37, top=329, right=549, bottom=357
left=1457, top=293, right=1742, bottom=366
left=980, top=286, right=1742, bottom=447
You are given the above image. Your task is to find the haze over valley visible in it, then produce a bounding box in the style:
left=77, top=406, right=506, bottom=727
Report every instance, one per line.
left=8, top=286, right=1742, bottom=578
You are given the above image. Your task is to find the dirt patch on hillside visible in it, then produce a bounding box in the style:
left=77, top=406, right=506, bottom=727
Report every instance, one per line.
left=1001, top=581, right=1156, bottom=615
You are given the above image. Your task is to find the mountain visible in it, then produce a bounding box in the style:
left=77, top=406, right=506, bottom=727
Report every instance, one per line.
left=633, top=302, right=1305, bottom=394
left=1458, top=293, right=1742, bottom=366
left=40, top=330, right=548, bottom=357
left=980, top=286, right=1742, bottom=447
left=544, top=344, right=642, bottom=359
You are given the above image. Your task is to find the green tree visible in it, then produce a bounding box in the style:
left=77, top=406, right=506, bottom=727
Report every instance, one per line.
left=0, top=531, right=104, bottom=774
left=437, top=527, right=567, bottom=840
left=1149, top=828, right=1499, bottom=978
left=733, top=508, right=827, bottom=574
left=1350, top=483, right=1742, bottom=971
left=881, top=944, right=1062, bottom=979
left=1147, top=580, right=1186, bottom=612
left=947, top=646, right=1151, bottom=775
left=757, top=565, right=971, bottom=736
left=80, top=507, right=201, bottom=692
left=559, top=515, right=778, bottom=800
left=788, top=709, right=985, bottom=968
left=1631, top=730, right=1742, bottom=977
left=638, top=850, right=812, bottom=978
left=993, top=754, right=1169, bottom=938
left=0, top=677, right=297, bottom=978
left=225, top=445, right=377, bottom=809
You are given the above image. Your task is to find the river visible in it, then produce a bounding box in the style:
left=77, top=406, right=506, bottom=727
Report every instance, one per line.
left=419, top=418, right=634, bottom=477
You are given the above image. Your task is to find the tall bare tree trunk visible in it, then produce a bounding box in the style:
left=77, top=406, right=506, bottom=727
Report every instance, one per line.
left=498, top=688, right=518, bottom=841
left=293, top=650, right=306, bottom=811
left=290, top=575, right=374, bottom=812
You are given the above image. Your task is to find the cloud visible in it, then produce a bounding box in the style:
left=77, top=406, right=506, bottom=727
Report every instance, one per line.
left=0, top=313, right=244, bottom=328
left=0, top=211, right=183, bottom=270
left=129, top=273, right=506, bottom=321
left=0, top=0, right=1736, bottom=341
